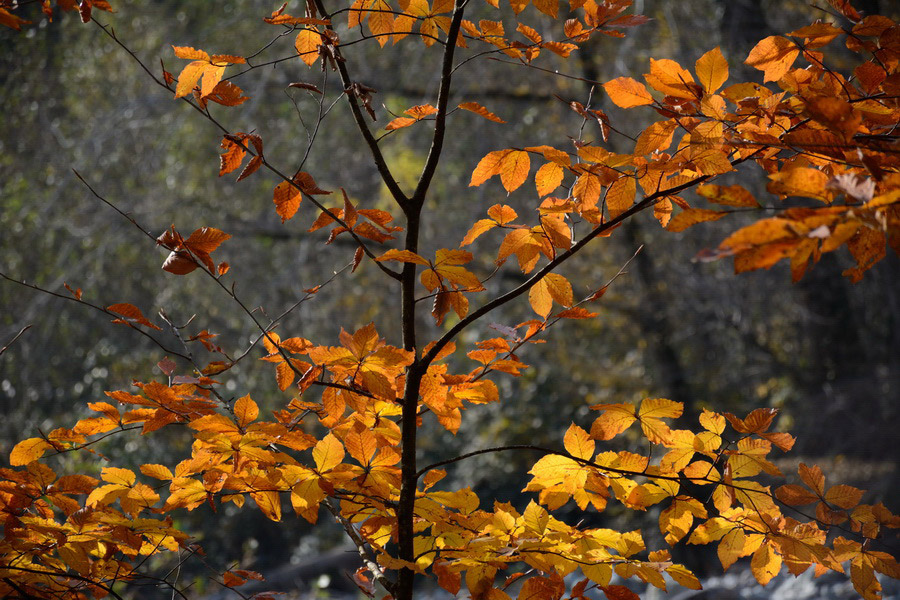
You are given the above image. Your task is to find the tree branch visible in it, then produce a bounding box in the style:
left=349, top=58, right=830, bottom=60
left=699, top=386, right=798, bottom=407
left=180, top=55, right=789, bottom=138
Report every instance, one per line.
left=307, top=0, right=410, bottom=211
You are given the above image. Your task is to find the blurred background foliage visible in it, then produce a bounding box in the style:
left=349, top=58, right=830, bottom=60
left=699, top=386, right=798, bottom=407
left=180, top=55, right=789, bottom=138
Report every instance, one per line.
left=1, top=0, right=898, bottom=588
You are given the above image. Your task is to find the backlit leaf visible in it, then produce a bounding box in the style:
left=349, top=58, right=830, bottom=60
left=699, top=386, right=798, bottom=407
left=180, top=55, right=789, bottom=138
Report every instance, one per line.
left=603, top=77, right=654, bottom=108
left=745, top=36, right=799, bottom=82
left=107, top=303, right=162, bottom=330
left=313, top=433, right=344, bottom=472
left=695, top=47, right=728, bottom=94
left=10, top=437, right=53, bottom=466
left=295, top=28, right=321, bottom=65
left=499, top=150, right=530, bottom=193
left=458, top=101, right=506, bottom=123
left=234, top=395, right=258, bottom=428
left=666, top=208, right=727, bottom=233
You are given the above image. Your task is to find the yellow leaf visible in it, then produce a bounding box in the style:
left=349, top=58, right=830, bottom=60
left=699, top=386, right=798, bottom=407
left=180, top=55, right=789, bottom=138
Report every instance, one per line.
left=312, top=433, right=344, bottom=472
left=603, top=77, right=654, bottom=108
left=291, top=475, right=326, bottom=515
left=295, top=28, right=321, bottom=66
left=140, top=464, right=174, bottom=480
left=695, top=47, right=729, bottom=94
left=251, top=489, right=282, bottom=521
left=563, top=424, right=594, bottom=460
left=751, top=544, right=782, bottom=585
left=638, top=398, right=683, bottom=444
left=368, top=0, right=394, bottom=45
left=199, top=64, right=226, bottom=98
left=667, top=564, right=702, bottom=590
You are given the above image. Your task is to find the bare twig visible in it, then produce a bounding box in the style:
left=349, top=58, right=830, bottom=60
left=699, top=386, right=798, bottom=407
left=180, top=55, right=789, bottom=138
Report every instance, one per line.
left=0, top=325, right=31, bottom=358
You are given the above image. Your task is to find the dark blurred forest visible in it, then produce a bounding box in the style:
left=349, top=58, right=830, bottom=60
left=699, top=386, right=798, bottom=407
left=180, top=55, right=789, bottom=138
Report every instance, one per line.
left=1, top=0, right=898, bottom=591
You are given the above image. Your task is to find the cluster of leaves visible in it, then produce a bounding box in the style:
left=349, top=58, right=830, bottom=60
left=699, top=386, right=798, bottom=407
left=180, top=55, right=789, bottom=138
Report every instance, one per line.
left=1, top=0, right=899, bottom=599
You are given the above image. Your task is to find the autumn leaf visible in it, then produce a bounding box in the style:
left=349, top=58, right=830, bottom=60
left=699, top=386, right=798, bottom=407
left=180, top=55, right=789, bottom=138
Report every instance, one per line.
left=10, top=437, right=54, bottom=466
left=458, top=101, right=506, bottom=123
left=695, top=47, right=729, bottom=94
left=745, top=36, right=799, bottom=82
left=173, top=46, right=245, bottom=99
left=499, top=150, right=530, bottom=193
left=634, top=119, right=677, bottom=156
left=645, top=58, right=699, bottom=99
left=0, top=8, right=31, bottom=31
left=606, top=176, right=636, bottom=219
left=107, top=303, right=163, bottom=330
left=666, top=208, right=727, bottom=233
left=603, top=77, right=654, bottom=108
left=295, top=28, right=322, bottom=66
left=273, top=180, right=303, bottom=222
left=528, top=273, right=573, bottom=318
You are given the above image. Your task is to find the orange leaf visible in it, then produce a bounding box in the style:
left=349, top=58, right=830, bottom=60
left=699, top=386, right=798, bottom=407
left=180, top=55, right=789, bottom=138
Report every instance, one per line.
left=499, top=150, right=530, bottom=193
left=697, top=184, right=759, bottom=207
left=603, top=77, right=654, bottom=108
left=606, top=176, right=636, bottom=219
left=528, top=273, right=573, bottom=318
left=234, top=395, right=258, bottom=428
left=0, top=8, right=32, bottom=30
left=173, top=46, right=210, bottom=61
left=10, top=437, right=54, bottom=466
left=745, top=36, right=799, bottom=82
left=273, top=180, right=303, bottom=222
left=695, top=47, right=728, bottom=94
left=634, top=120, right=677, bottom=156
left=162, top=250, right=198, bottom=275
left=185, top=227, right=231, bottom=254
left=385, top=116, right=417, bottom=130
left=107, top=303, right=162, bottom=330
left=174, top=61, right=207, bottom=98
left=376, top=249, right=426, bottom=265
left=535, top=162, right=564, bottom=197
left=295, top=28, right=321, bottom=66
left=750, top=544, right=782, bottom=585
left=825, top=484, right=864, bottom=510
left=645, top=58, right=698, bottom=99
left=666, top=208, right=727, bottom=233
left=458, top=101, right=506, bottom=123
left=470, top=149, right=511, bottom=187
